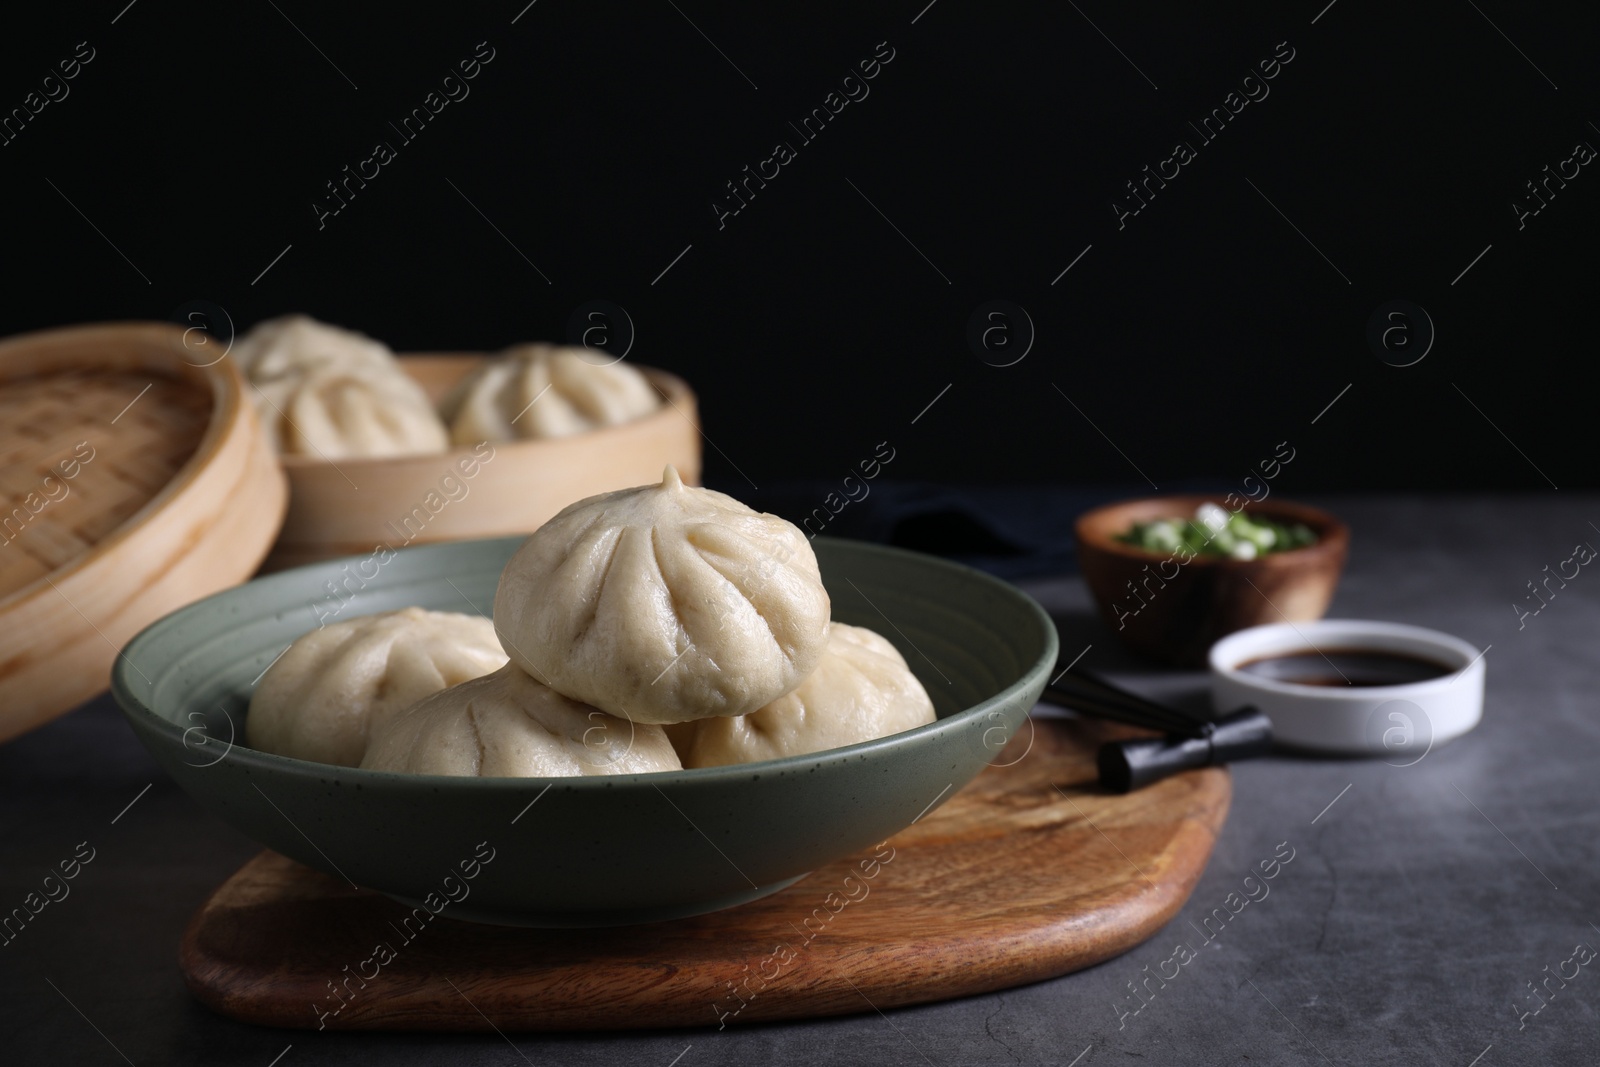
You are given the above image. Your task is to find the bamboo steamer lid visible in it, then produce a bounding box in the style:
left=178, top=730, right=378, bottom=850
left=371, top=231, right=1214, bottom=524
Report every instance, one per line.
left=0, top=322, right=287, bottom=742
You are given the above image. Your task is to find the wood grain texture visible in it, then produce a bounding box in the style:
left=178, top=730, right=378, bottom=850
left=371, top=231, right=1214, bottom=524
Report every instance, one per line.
left=0, top=323, right=287, bottom=742
left=180, top=717, right=1230, bottom=1032
left=264, top=355, right=703, bottom=570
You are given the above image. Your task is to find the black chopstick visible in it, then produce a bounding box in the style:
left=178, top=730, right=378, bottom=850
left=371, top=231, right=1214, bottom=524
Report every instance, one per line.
left=1042, top=668, right=1202, bottom=736
left=1039, top=660, right=1274, bottom=792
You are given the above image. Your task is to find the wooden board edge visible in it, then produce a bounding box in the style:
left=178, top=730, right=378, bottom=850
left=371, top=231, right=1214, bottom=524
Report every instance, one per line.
left=178, top=769, right=1232, bottom=1033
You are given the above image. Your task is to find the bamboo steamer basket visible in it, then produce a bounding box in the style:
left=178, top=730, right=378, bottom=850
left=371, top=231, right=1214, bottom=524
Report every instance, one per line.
left=264, top=355, right=702, bottom=570
left=0, top=322, right=287, bottom=742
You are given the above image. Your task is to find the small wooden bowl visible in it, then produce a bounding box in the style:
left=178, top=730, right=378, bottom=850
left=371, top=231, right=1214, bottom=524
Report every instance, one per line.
left=1076, top=494, right=1349, bottom=666
left=264, top=355, right=702, bottom=570
left=0, top=322, right=287, bottom=742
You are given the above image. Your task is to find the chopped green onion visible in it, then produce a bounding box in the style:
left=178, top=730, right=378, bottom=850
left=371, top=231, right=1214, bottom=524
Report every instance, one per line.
left=1114, top=505, right=1317, bottom=558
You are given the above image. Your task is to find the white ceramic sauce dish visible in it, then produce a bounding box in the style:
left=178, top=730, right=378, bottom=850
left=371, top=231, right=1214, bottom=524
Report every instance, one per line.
left=1209, top=620, right=1485, bottom=757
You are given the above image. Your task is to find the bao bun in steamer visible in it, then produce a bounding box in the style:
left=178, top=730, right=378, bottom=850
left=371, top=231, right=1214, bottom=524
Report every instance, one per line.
left=440, top=343, right=661, bottom=445
left=494, top=466, right=831, bottom=724
left=360, top=664, right=681, bottom=777
left=231, top=314, right=396, bottom=380
left=233, top=314, right=449, bottom=459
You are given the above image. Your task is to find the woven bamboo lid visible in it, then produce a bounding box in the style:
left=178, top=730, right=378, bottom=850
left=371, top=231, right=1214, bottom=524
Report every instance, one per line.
left=0, top=322, right=287, bottom=742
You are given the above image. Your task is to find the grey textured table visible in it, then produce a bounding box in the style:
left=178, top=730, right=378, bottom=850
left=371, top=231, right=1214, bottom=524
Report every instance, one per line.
left=4, top=495, right=1596, bottom=1065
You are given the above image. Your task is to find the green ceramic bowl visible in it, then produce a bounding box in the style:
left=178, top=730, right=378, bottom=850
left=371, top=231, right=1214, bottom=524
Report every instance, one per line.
left=112, top=537, right=1057, bottom=927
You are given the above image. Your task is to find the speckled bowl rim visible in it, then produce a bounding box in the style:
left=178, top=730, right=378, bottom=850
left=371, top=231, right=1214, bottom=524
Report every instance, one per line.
left=112, top=537, right=1059, bottom=791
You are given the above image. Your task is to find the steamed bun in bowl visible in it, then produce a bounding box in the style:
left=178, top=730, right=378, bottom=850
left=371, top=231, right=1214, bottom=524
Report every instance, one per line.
left=233, top=314, right=449, bottom=458
left=360, top=664, right=682, bottom=777
left=246, top=607, right=507, bottom=767
left=494, top=466, right=831, bottom=724
left=666, top=623, right=936, bottom=768
left=441, top=343, right=661, bottom=445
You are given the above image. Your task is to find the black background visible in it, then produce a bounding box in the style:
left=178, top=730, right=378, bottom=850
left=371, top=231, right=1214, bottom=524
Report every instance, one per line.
left=2, top=1, right=1592, bottom=492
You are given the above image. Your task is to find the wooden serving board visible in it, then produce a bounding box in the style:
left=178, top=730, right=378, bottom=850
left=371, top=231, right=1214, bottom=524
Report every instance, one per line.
left=181, top=718, right=1230, bottom=1032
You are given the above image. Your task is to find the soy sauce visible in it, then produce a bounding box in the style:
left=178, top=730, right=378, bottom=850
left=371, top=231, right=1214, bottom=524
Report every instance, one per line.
left=1237, top=648, right=1455, bottom=688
